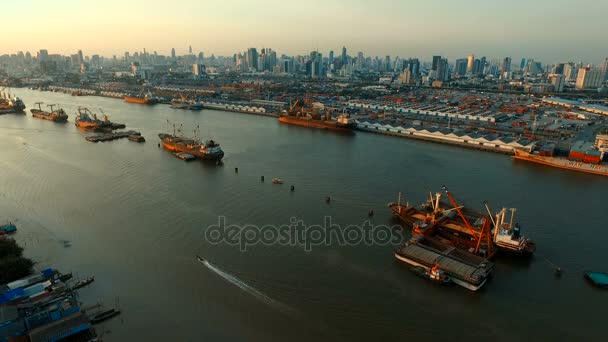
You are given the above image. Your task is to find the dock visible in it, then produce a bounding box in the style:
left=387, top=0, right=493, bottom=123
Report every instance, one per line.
left=85, top=130, right=142, bottom=143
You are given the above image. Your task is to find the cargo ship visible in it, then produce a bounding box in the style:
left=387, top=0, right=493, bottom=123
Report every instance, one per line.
left=278, top=99, right=356, bottom=131
left=513, top=143, right=608, bottom=176
left=30, top=102, right=68, bottom=122
left=389, top=186, right=536, bottom=258
left=159, top=125, right=224, bottom=161
left=74, top=107, right=125, bottom=131
left=124, top=93, right=157, bottom=105
left=0, top=90, right=26, bottom=114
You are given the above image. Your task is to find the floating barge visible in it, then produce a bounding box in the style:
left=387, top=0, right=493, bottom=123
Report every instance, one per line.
left=396, top=236, right=494, bottom=291
left=85, top=130, right=142, bottom=143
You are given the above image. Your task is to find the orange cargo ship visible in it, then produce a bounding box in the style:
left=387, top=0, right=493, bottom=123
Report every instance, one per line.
left=124, top=95, right=156, bottom=105
left=278, top=99, right=356, bottom=132
left=513, top=148, right=608, bottom=176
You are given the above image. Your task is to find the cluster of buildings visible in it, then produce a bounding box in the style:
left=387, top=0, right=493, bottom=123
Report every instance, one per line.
left=3, top=46, right=606, bottom=96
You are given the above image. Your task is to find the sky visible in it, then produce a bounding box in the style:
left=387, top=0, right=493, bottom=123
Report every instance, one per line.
left=3, top=0, right=608, bottom=64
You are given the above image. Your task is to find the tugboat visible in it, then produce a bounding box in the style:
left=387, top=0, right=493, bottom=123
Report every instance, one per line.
left=30, top=103, right=69, bottom=122
left=412, top=264, right=452, bottom=286
left=159, top=124, right=224, bottom=161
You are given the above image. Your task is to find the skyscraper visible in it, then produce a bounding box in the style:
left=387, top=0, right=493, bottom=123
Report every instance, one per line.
left=357, top=52, right=364, bottom=70
left=563, top=63, right=576, bottom=81
left=171, top=48, right=176, bottom=59
left=431, top=56, right=441, bottom=71
left=602, top=57, right=608, bottom=81
left=247, top=48, right=258, bottom=70
left=467, top=54, right=475, bottom=74
left=329, top=50, right=334, bottom=67
left=520, top=58, right=526, bottom=70
left=479, top=57, right=486, bottom=75
left=38, top=49, right=49, bottom=62
left=77, top=50, right=84, bottom=64
left=189, top=45, right=193, bottom=54
left=454, top=59, right=467, bottom=76
left=576, top=67, right=603, bottom=89
left=549, top=74, right=565, bottom=92
left=436, top=58, right=449, bottom=81
left=341, top=46, right=347, bottom=66
left=500, top=57, right=511, bottom=73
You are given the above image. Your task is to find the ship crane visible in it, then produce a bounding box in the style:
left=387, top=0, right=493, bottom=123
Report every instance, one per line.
left=442, top=186, right=483, bottom=249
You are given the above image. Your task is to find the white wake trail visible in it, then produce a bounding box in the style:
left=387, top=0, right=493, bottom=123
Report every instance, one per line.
left=197, top=256, right=295, bottom=315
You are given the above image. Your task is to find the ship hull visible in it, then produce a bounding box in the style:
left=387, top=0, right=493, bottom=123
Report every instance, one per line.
left=513, top=149, right=608, bottom=176
left=159, top=135, right=224, bottom=161
left=31, top=110, right=68, bottom=123
left=278, top=116, right=355, bottom=132
left=124, top=96, right=155, bottom=105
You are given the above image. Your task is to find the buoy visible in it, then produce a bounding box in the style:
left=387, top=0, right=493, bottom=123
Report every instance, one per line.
left=368, top=209, right=374, bottom=217
left=290, top=185, right=295, bottom=191
left=235, top=167, right=238, bottom=173
left=261, top=176, right=265, bottom=182
left=554, top=267, right=562, bottom=277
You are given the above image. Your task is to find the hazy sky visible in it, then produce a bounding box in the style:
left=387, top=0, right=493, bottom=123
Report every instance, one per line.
left=4, top=0, right=607, bottom=63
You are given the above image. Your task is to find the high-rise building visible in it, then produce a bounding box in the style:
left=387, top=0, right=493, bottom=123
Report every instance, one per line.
left=602, top=57, right=608, bottom=81
left=189, top=45, right=193, bottom=54
left=549, top=74, right=565, bottom=92
left=246, top=48, right=258, bottom=70
left=520, top=58, right=526, bottom=70
left=500, top=57, right=511, bottom=73
left=467, top=54, right=475, bottom=74
left=431, top=56, right=441, bottom=71
left=193, top=63, right=206, bottom=76
left=77, top=50, right=84, bottom=64
left=436, top=58, right=449, bottom=81
left=479, top=57, right=486, bottom=75
left=454, top=59, right=467, bottom=76
left=38, top=49, right=49, bottom=62
left=171, top=48, right=176, bottom=59
left=341, top=46, right=347, bottom=66
left=563, top=63, right=576, bottom=81
left=357, top=52, right=364, bottom=70
left=576, top=67, right=604, bottom=89
left=329, top=50, right=334, bottom=68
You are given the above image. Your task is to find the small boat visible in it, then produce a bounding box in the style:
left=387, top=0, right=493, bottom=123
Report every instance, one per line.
left=72, top=276, right=95, bottom=290
left=90, top=309, right=121, bottom=324
left=128, top=135, right=145, bottom=143
left=272, top=178, right=283, bottom=184
left=584, top=271, right=608, bottom=288
left=411, top=265, right=452, bottom=286
left=0, top=223, right=17, bottom=234
left=174, top=152, right=196, bottom=161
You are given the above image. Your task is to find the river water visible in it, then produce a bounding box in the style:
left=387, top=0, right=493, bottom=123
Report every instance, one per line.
left=1, top=89, right=606, bottom=341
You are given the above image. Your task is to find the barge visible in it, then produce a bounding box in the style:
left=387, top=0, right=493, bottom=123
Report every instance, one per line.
left=396, top=236, right=494, bottom=291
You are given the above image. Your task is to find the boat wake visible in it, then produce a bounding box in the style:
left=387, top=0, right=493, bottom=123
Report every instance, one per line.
left=197, top=256, right=295, bottom=315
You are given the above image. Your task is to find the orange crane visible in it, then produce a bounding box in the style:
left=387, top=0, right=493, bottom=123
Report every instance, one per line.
left=442, top=186, right=481, bottom=244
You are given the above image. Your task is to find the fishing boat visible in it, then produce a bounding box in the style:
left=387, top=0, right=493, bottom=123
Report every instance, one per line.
left=0, top=223, right=17, bottom=234
left=74, top=107, right=124, bottom=131
left=90, top=309, right=121, bottom=324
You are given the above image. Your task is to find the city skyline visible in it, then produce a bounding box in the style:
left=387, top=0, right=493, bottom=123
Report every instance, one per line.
left=3, top=0, right=608, bottom=64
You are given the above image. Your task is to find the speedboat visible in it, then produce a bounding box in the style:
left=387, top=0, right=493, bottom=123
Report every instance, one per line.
left=272, top=178, right=283, bottom=184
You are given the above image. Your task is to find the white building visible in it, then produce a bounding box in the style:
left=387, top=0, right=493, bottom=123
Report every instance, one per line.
left=576, top=67, right=604, bottom=89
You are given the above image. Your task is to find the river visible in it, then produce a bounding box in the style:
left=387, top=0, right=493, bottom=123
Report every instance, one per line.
left=1, top=89, right=606, bottom=341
